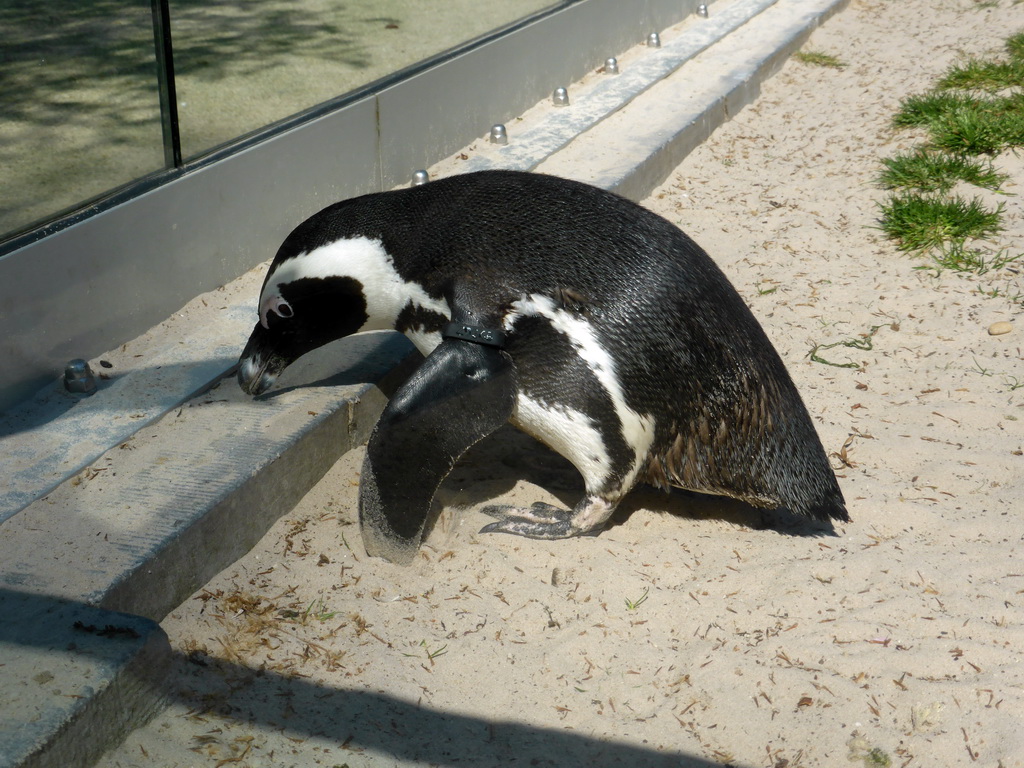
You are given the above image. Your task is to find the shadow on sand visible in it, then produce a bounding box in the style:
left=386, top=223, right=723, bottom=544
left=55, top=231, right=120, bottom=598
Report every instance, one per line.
left=0, top=587, right=737, bottom=768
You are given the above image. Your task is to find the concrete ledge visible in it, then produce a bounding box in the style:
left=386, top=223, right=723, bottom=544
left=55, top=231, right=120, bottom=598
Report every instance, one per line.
left=0, top=300, right=258, bottom=526
left=536, top=0, right=850, bottom=199
left=0, top=333, right=419, bottom=768
left=0, top=592, right=169, bottom=768
left=98, top=335, right=422, bottom=620
left=457, top=0, right=777, bottom=176
left=0, top=332, right=419, bottom=622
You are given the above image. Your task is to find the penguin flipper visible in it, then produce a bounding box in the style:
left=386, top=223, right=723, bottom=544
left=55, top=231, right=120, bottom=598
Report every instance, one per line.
left=360, top=339, right=515, bottom=564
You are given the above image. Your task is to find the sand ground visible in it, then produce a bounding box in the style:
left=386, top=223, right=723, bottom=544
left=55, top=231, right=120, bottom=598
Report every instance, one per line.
left=98, top=1, right=1023, bottom=766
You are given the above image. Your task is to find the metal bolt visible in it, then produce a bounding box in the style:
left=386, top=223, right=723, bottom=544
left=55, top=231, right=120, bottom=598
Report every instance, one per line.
left=698, top=4, right=709, bottom=17
left=604, top=57, right=620, bottom=75
left=646, top=32, right=661, bottom=48
left=412, top=170, right=429, bottom=186
left=552, top=87, right=569, bottom=107
left=489, top=124, right=508, bottom=145
left=64, top=359, right=97, bottom=395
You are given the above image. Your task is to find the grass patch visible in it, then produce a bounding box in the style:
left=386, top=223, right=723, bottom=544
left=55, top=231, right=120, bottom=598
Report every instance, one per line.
left=929, top=243, right=1022, bottom=274
left=991, top=92, right=1024, bottom=143
left=892, top=92, right=1024, bottom=154
left=877, top=149, right=1006, bottom=192
left=876, top=193, right=1003, bottom=252
left=794, top=50, right=846, bottom=69
left=624, top=587, right=650, bottom=610
left=1006, top=30, right=1024, bottom=60
left=892, top=91, right=977, bottom=128
left=928, top=100, right=1021, bottom=154
left=937, top=56, right=1024, bottom=91
left=877, top=28, right=1023, bottom=275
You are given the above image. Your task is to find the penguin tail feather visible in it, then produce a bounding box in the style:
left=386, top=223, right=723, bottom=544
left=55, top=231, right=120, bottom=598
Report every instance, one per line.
left=803, top=491, right=850, bottom=524
left=644, top=430, right=849, bottom=525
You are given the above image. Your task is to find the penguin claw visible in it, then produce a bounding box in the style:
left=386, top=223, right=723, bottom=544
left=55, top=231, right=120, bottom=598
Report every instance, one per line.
left=479, top=502, right=593, bottom=540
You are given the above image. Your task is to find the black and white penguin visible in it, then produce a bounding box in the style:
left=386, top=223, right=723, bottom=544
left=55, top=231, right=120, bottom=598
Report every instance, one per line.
left=238, top=170, right=847, bottom=565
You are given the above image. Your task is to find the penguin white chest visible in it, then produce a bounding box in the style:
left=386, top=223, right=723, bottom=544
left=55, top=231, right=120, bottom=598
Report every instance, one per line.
left=503, top=294, right=656, bottom=493
left=510, top=395, right=612, bottom=492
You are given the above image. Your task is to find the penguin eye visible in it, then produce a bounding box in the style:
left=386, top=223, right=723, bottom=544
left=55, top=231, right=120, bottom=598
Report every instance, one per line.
left=260, top=295, right=295, bottom=329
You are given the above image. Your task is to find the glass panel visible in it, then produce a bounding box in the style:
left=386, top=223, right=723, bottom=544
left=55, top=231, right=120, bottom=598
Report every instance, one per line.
left=170, top=0, right=561, bottom=159
left=0, top=0, right=167, bottom=239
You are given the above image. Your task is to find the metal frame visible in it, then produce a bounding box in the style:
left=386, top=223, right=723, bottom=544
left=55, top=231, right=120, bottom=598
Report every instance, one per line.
left=150, top=0, right=182, bottom=170
left=0, top=0, right=697, bottom=412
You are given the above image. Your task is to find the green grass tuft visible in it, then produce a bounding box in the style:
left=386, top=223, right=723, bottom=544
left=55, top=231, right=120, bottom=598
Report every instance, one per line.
left=876, top=193, right=1003, bottom=252
left=624, top=587, right=650, bottom=610
left=877, top=149, right=1006, bottom=192
left=926, top=94, right=1024, bottom=154
left=928, top=104, right=1008, bottom=154
left=937, top=57, right=1024, bottom=91
left=878, top=29, right=1024, bottom=277
left=794, top=50, right=846, bottom=69
left=892, top=91, right=1024, bottom=155
left=929, top=243, right=1022, bottom=274
left=1006, top=30, right=1024, bottom=61
left=992, top=92, right=1024, bottom=144
left=892, top=91, right=978, bottom=128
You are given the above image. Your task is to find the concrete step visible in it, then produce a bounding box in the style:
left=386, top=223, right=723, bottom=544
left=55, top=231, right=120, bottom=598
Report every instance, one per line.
left=0, top=333, right=420, bottom=768
left=0, top=0, right=848, bottom=765
left=432, top=0, right=848, bottom=201
left=0, top=593, right=168, bottom=768
left=451, top=0, right=782, bottom=178
left=538, top=0, right=849, bottom=198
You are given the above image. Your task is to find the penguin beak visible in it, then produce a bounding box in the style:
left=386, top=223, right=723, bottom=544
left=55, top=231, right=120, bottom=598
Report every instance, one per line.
left=237, top=322, right=292, bottom=397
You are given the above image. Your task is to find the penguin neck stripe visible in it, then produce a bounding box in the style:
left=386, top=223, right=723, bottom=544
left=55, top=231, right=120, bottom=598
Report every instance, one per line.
left=442, top=322, right=506, bottom=348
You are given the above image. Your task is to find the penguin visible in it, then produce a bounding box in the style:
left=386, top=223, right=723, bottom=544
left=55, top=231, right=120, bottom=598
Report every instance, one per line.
left=238, top=170, right=848, bottom=565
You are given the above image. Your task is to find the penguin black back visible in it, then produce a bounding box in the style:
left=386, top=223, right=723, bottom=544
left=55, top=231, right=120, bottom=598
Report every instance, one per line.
left=240, top=170, right=847, bottom=564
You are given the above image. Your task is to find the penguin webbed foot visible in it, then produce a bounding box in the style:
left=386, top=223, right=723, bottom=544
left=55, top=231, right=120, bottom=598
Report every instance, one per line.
left=479, top=502, right=602, bottom=540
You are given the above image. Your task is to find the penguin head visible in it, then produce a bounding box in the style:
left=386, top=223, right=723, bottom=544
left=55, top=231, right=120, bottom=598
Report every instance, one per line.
left=237, top=234, right=443, bottom=396
left=237, top=272, right=369, bottom=396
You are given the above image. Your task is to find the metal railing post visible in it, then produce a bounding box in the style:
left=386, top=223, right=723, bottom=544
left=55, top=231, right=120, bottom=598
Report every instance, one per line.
left=150, top=0, right=182, bottom=168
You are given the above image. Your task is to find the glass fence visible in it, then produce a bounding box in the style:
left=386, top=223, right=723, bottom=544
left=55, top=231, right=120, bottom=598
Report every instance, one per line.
left=0, top=0, right=560, bottom=244
left=1, top=1, right=167, bottom=240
